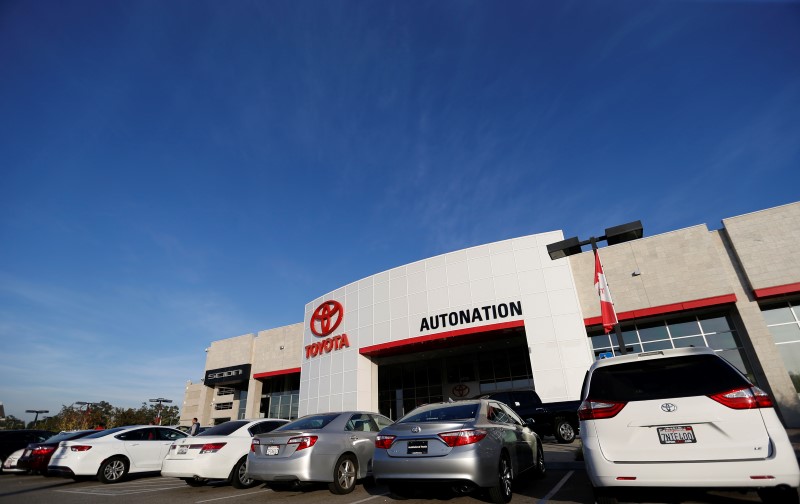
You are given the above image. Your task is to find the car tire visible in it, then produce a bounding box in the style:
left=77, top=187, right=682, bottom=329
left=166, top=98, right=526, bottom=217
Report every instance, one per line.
left=487, top=454, right=513, bottom=504
left=182, top=477, right=206, bottom=487
left=758, top=485, right=800, bottom=504
left=554, top=418, right=576, bottom=444
left=533, top=443, right=546, bottom=479
left=97, top=456, right=128, bottom=484
left=328, top=454, right=357, bottom=494
left=230, top=456, right=259, bottom=489
left=388, top=482, right=413, bottom=499
left=592, top=486, right=618, bottom=504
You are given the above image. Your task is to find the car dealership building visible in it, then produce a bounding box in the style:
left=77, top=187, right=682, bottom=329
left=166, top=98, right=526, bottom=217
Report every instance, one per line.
left=181, top=202, right=800, bottom=427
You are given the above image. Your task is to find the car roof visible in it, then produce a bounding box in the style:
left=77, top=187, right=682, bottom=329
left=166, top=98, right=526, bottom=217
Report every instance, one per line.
left=588, top=346, right=716, bottom=371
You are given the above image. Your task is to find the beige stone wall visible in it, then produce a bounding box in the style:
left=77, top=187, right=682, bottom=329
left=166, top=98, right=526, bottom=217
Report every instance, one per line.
left=205, top=333, right=256, bottom=369
left=571, top=225, right=736, bottom=319
left=179, top=381, right=211, bottom=426
left=712, top=229, right=800, bottom=426
left=723, top=202, right=800, bottom=292
left=252, top=323, right=303, bottom=374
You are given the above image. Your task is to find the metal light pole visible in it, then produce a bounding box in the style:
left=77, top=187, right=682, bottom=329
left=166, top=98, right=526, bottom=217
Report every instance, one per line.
left=25, top=409, right=49, bottom=426
left=546, top=221, right=644, bottom=356
left=149, top=398, right=172, bottom=425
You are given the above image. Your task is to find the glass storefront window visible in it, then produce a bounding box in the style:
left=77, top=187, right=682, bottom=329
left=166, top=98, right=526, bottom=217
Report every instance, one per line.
left=762, top=299, right=800, bottom=393
left=672, top=336, right=705, bottom=349
left=642, top=339, right=673, bottom=352
left=770, top=324, right=800, bottom=344
left=763, top=305, right=796, bottom=325
left=638, top=322, right=669, bottom=343
left=705, top=331, right=738, bottom=350
left=698, top=314, right=731, bottom=333
left=668, top=317, right=701, bottom=338
left=588, top=311, right=753, bottom=380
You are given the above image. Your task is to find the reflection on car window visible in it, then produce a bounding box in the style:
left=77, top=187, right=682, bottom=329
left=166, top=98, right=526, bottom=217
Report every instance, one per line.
left=588, top=354, right=750, bottom=401
left=278, top=414, right=339, bottom=431
left=198, top=421, right=248, bottom=437
left=250, top=420, right=288, bottom=435
left=400, top=404, right=479, bottom=423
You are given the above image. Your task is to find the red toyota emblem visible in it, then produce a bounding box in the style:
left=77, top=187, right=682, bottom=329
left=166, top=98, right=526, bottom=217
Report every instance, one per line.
left=452, top=383, right=470, bottom=398
left=310, top=301, right=344, bottom=337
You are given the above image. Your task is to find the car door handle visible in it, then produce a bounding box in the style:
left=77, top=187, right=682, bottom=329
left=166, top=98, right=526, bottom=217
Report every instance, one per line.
left=350, top=436, right=359, bottom=440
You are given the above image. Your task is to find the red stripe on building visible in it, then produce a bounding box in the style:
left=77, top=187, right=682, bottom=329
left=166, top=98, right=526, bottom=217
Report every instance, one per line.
left=583, top=294, right=737, bottom=327
left=360, top=320, right=526, bottom=357
left=253, top=367, right=301, bottom=380
left=753, top=282, right=800, bottom=300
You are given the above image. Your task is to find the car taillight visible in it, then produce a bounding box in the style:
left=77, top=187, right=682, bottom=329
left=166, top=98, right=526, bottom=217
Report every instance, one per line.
left=70, top=445, right=92, bottom=452
left=251, top=438, right=261, bottom=453
left=199, top=442, right=226, bottom=454
left=578, top=399, right=627, bottom=420
left=709, top=386, right=774, bottom=409
left=375, top=435, right=396, bottom=449
left=438, top=430, right=487, bottom=447
left=32, top=446, right=55, bottom=456
left=287, top=436, right=318, bottom=451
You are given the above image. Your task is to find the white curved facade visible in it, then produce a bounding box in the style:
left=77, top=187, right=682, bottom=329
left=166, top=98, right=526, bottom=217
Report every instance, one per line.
left=299, top=230, right=594, bottom=417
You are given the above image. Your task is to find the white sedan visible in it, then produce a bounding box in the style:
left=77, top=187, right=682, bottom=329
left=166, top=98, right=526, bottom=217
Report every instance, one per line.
left=48, top=425, right=187, bottom=483
left=162, top=418, right=288, bottom=488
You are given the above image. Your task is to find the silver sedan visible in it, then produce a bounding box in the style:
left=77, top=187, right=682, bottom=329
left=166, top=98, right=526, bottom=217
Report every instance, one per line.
left=373, top=399, right=545, bottom=504
left=246, top=411, right=393, bottom=494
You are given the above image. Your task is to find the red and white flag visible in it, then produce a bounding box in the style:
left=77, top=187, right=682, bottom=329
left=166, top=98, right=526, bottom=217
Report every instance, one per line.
left=594, top=250, right=618, bottom=334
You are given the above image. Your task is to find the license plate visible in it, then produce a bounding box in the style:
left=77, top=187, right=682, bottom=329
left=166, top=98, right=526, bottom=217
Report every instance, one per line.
left=266, top=445, right=279, bottom=456
left=658, top=426, right=696, bottom=444
left=178, top=446, right=188, bottom=454
left=407, top=440, right=428, bottom=454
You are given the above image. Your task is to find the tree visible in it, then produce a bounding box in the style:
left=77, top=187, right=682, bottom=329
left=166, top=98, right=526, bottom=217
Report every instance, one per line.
left=0, top=415, right=25, bottom=430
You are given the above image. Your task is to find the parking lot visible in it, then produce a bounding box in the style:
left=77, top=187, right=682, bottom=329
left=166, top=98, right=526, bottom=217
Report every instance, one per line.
left=1, top=439, right=784, bottom=504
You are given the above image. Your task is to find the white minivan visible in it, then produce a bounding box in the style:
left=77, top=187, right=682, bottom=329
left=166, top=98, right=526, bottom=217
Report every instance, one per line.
left=579, top=347, right=800, bottom=504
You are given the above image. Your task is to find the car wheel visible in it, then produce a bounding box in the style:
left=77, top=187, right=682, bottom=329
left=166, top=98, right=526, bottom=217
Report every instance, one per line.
left=230, top=456, right=259, bottom=489
left=487, top=454, right=513, bottom=504
left=554, top=418, right=576, bottom=444
left=182, top=477, right=206, bottom=487
left=758, top=485, right=800, bottom=504
left=97, top=456, right=128, bottom=484
left=328, top=454, right=357, bottom=494
left=533, top=443, right=546, bottom=479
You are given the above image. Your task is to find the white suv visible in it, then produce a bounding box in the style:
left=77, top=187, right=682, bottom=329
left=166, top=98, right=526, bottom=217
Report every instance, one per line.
left=579, top=347, right=800, bottom=504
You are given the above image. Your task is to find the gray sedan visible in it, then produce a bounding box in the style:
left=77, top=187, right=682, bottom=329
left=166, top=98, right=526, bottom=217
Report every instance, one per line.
left=373, top=399, right=545, bottom=504
left=246, top=411, right=393, bottom=494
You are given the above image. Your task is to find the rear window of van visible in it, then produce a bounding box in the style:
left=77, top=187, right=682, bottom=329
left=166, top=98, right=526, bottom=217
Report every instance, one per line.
left=587, top=354, right=750, bottom=402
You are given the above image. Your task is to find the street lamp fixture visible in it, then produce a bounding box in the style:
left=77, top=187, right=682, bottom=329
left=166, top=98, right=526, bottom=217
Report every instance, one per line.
left=545, top=220, right=644, bottom=355
left=546, top=220, right=643, bottom=260
left=25, top=409, right=49, bottom=425
left=149, top=398, right=173, bottom=425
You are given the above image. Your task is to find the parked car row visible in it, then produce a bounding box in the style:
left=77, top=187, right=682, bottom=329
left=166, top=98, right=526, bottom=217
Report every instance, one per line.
left=2, top=400, right=545, bottom=503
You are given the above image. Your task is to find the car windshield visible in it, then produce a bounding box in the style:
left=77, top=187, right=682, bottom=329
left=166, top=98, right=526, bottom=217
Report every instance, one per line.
left=399, top=403, right=479, bottom=423
left=197, top=421, right=248, bottom=437
left=587, top=354, right=751, bottom=402
left=277, top=414, right=339, bottom=431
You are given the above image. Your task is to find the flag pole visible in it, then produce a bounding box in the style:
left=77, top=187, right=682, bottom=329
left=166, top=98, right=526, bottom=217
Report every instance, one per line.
left=592, top=238, right=627, bottom=355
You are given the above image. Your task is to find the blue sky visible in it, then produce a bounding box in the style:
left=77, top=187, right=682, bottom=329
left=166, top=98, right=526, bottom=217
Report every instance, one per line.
left=1, top=0, right=799, bottom=422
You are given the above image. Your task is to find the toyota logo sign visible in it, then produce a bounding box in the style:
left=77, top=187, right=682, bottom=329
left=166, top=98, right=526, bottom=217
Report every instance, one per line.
left=661, top=403, right=677, bottom=412
left=310, top=301, right=344, bottom=337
